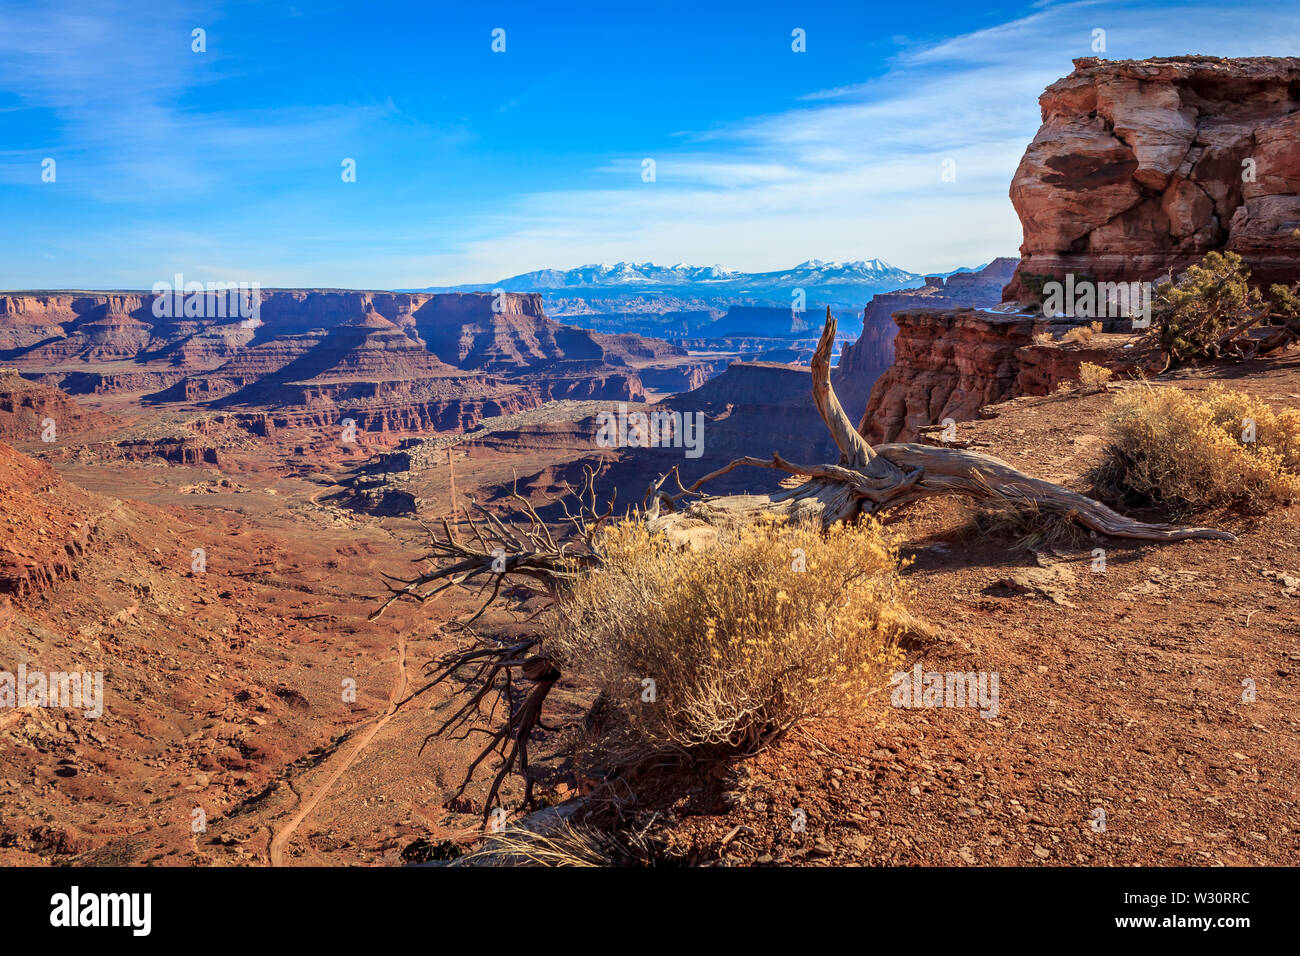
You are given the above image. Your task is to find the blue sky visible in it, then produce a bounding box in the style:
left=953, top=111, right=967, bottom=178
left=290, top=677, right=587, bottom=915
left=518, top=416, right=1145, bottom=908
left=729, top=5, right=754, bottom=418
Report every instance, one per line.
left=1, top=0, right=1297, bottom=289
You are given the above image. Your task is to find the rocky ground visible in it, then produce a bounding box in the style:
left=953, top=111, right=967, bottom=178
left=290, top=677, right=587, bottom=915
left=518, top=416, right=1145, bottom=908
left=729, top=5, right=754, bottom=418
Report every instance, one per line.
left=1, top=346, right=1298, bottom=867
left=652, top=354, right=1300, bottom=865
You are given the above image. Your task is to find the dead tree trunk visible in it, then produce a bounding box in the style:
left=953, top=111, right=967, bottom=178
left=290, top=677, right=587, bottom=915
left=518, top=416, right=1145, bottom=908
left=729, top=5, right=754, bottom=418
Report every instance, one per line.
left=643, top=307, right=1234, bottom=545
left=377, top=307, right=1232, bottom=818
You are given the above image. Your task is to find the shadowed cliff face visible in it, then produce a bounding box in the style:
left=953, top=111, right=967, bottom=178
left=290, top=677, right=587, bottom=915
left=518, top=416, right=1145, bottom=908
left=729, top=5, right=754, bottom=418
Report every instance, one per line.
left=1006, top=55, right=1300, bottom=298
left=833, top=259, right=1018, bottom=426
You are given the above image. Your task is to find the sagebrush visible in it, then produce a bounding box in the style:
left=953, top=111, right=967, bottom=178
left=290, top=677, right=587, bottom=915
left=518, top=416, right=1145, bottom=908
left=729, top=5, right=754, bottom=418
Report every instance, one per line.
left=1093, top=384, right=1300, bottom=513
left=551, top=517, right=909, bottom=757
left=1062, top=321, right=1103, bottom=344
left=1077, top=362, right=1113, bottom=389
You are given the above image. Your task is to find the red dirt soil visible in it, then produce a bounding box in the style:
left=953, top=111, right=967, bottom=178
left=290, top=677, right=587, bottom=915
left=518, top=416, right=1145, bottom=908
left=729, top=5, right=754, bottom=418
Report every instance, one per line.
left=1, top=352, right=1298, bottom=867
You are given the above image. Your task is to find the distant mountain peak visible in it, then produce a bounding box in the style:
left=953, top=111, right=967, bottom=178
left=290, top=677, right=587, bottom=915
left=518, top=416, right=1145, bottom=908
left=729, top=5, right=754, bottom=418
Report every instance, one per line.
left=411, top=258, right=944, bottom=309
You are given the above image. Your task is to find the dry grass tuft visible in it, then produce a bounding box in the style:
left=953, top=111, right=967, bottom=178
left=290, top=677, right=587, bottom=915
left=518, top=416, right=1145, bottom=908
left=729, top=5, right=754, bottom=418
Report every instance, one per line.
left=551, top=517, right=909, bottom=757
left=1077, top=362, right=1114, bottom=389
left=452, top=821, right=621, bottom=867
left=964, top=474, right=1089, bottom=551
left=1062, top=321, right=1102, bottom=344
left=1092, top=384, right=1300, bottom=514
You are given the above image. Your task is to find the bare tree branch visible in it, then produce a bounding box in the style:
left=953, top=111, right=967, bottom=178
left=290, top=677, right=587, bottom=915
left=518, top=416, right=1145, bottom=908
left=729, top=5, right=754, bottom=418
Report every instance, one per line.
left=386, top=306, right=1235, bottom=820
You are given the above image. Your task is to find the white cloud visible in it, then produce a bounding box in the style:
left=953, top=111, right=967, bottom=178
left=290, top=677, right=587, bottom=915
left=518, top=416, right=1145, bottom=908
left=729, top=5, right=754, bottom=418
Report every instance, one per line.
left=4, top=0, right=1298, bottom=288
left=0, top=1, right=460, bottom=201
left=413, top=0, right=1300, bottom=286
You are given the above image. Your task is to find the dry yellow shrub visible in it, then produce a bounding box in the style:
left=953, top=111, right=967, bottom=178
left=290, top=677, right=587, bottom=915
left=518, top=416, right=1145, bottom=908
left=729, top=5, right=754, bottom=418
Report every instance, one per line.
left=453, top=822, right=618, bottom=867
left=1077, top=362, right=1113, bottom=388
left=1033, top=331, right=1055, bottom=346
left=552, top=517, right=908, bottom=755
left=1062, top=324, right=1095, bottom=344
left=1094, top=384, right=1300, bottom=513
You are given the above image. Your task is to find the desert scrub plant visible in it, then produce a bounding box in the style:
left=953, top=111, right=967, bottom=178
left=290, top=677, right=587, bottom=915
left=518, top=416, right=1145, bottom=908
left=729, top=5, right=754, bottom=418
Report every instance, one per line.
left=1033, top=331, right=1055, bottom=345
left=1153, top=251, right=1300, bottom=364
left=965, top=493, right=1087, bottom=551
left=1093, top=384, right=1300, bottom=514
left=451, top=817, right=676, bottom=867
left=1077, top=362, right=1113, bottom=389
left=550, top=516, right=908, bottom=757
left=1154, top=252, right=1257, bottom=363
left=452, top=821, right=620, bottom=867
left=1061, top=321, right=1102, bottom=344
left=962, top=469, right=1087, bottom=550
left=1055, top=360, right=1113, bottom=395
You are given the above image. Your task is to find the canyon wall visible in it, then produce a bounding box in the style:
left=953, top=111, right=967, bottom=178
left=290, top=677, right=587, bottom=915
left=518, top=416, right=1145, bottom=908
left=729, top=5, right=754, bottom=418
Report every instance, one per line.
left=1005, top=55, right=1300, bottom=299
left=834, top=258, right=1018, bottom=424
left=858, top=305, right=1167, bottom=443
left=0, top=290, right=664, bottom=373
left=858, top=309, right=1037, bottom=443
left=0, top=290, right=687, bottom=435
left=0, top=368, right=111, bottom=443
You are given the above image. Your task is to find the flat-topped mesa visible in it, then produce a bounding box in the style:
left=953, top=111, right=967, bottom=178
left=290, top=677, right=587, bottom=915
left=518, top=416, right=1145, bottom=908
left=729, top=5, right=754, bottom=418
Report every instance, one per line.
left=0, top=290, right=670, bottom=432
left=1005, top=55, right=1300, bottom=300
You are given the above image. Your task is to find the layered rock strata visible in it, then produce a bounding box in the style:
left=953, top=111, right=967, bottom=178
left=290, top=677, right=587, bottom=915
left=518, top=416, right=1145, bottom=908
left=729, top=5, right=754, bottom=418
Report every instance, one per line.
left=1006, top=56, right=1300, bottom=299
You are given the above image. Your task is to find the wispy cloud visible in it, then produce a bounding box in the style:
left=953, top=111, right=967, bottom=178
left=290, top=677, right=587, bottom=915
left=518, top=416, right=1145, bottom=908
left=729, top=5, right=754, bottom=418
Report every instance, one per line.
left=0, top=1, right=456, bottom=201
left=2, top=0, right=1298, bottom=288
left=417, top=0, right=1300, bottom=285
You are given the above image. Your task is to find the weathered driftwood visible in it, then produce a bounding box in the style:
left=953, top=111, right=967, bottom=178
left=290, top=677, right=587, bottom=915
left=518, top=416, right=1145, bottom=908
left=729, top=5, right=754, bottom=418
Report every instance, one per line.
left=643, top=308, right=1234, bottom=545
left=381, top=307, right=1233, bottom=819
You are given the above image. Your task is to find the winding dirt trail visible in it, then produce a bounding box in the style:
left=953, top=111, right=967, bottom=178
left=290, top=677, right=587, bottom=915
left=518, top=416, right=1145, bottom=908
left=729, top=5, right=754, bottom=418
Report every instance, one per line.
left=269, top=630, right=410, bottom=866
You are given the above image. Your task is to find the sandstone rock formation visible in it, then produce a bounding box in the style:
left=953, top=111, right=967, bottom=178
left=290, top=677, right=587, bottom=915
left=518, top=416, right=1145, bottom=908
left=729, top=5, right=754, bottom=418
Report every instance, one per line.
left=1006, top=56, right=1300, bottom=298
left=1013, top=339, right=1164, bottom=396
left=636, top=360, right=725, bottom=393
left=0, top=291, right=683, bottom=436
left=857, top=306, right=1177, bottom=444
left=858, top=309, right=1038, bottom=443
left=834, top=259, right=1018, bottom=424
left=0, top=440, right=101, bottom=598
left=0, top=368, right=110, bottom=444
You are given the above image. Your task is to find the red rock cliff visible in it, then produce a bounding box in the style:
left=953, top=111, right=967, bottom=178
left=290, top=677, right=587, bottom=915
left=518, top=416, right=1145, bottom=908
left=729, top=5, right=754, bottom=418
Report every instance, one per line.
left=834, top=258, right=1018, bottom=424
left=859, top=309, right=1038, bottom=443
left=1006, top=55, right=1300, bottom=299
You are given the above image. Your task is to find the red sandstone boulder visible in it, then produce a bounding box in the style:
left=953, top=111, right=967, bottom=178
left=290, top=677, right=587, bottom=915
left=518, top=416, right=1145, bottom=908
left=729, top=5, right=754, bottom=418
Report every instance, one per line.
left=1007, top=56, right=1300, bottom=298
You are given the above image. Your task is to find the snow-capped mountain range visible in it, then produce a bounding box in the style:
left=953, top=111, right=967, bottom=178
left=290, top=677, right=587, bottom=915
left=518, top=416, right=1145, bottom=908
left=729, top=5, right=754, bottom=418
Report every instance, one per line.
left=412, top=259, right=969, bottom=309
